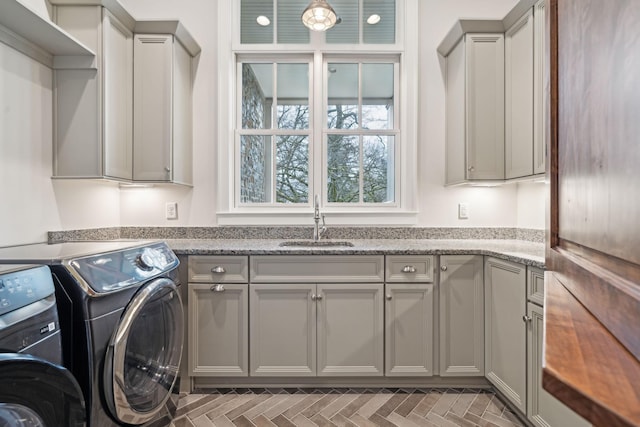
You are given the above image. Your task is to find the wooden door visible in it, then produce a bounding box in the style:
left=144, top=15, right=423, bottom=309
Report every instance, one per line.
left=545, top=1, right=640, bottom=426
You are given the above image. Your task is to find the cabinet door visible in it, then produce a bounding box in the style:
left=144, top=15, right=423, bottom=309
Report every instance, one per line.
left=188, top=283, right=248, bottom=376
left=527, top=303, right=590, bottom=427
left=317, top=283, right=383, bottom=376
left=466, top=33, right=505, bottom=180
left=445, top=39, right=467, bottom=185
left=505, top=10, right=534, bottom=179
left=439, top=255, right=484, bottom=376
left=133, top=34, right=173, bottom=181
left=103, top=9, right=133, bottom=180
left=249, top=284, right=316, bottom=376
left=485, top=257, right=526, bottom=413
left=171, top=40, right=193, bottom=185
left=533, top=0, right=546, bottom=175
left=385, top=283, right=433, bottom=376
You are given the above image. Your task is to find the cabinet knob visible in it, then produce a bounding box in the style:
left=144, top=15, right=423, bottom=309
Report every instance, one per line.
left=165, top=167, right=171, bottom=173
left=312, top=294, right=323, bottom=301
left=211, top=266, right=226, bottom=274
left=401, top=265, right=417, bottom=273
left=210, top=284, right=225, bottom=292
left=386, top=294, right=392, bottom=301
left=441, top=265, right=448, bottom=271
left=523, top=315, right=532, bottom=323
left=468, top=166, right=475, bottom=172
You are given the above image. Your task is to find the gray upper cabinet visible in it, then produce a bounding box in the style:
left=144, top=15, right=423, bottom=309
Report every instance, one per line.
left=505, top=10, right=534, bottom=179
left=505, top=0, right=546, bottom=179
left=532, top=0, right=546, bottom=175
left=52, top=2, right=134, bottom=180
left=133, top=22, right=200, bottom=184
left=485, top=257, right=527, bottom=414
left=443, top=31, right=505, bottom=185
left=439, top=255, right=484, bottom=377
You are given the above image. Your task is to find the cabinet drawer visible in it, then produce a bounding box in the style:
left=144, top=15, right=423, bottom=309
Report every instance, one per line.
left=188, top=256, right=249, bottom=283
left=385, top=256, right=434, bottom=283
left=527, top=266, right=545, bottom=306
left=250, top=255, right=384, bottom=283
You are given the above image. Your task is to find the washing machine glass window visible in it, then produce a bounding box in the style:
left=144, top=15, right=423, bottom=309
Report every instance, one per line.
left=0, top=403, right=45, bottom=427
left=104, top=277, right=183, bottom=425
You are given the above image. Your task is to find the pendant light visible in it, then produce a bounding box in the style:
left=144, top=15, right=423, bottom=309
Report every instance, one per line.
left=301, top=0, right=338, bottom=31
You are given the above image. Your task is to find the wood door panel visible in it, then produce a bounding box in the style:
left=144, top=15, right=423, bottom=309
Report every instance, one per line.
left=556, top=0, right=640, bottom=265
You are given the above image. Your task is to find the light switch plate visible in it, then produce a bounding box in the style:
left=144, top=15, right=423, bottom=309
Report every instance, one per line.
left=458, top=203, right=469, bottom=219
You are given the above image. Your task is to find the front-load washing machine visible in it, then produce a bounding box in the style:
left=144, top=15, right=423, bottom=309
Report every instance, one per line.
left=0, top=241, right=183, bottom=426
left=0, top=264, right=85, bottom=426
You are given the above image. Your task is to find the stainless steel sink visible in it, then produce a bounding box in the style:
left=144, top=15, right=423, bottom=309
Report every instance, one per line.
left=278, top=240, right=354, bottom=247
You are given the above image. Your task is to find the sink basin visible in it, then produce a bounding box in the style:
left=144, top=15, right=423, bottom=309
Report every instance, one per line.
left=279, top=240, right=354, bottom=247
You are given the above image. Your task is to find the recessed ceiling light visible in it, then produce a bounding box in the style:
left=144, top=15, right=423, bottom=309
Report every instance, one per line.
left=367, top=14, right=381, bottom=25
left=256, top=15, right=271, bottom=26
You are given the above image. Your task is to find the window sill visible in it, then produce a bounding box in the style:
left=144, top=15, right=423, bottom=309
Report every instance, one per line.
left=216, top=210, right=418, bottom=226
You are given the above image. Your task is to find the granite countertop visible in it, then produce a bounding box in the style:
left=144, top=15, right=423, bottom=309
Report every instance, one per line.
left=166, top=238, right=545, bottom=268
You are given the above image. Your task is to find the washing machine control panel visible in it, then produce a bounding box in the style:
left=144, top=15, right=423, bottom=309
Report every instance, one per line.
left=0, top=266, right=55, bottom=316
left=70, top=242, right=179, bottom=294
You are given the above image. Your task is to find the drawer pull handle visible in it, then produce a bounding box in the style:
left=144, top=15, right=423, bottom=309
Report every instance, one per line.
left=211, top=266, right=226, bottom=274
left=210, top=284, right=225, bottom=292
left=401, top=265, right=417, bottom=273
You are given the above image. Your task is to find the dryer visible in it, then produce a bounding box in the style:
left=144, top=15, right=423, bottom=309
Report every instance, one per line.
left=0, top=241, right=183, bottom=427
left=0, top=264, right=85, bottom=426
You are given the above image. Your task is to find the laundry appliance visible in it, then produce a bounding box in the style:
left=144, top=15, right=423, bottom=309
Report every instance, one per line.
left=0, top=264, right=85, bottom=426
left=0, top=241, right=183, bottom=427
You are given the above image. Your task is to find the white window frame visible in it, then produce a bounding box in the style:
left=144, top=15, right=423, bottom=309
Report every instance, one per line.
left=216, top=0, right=418, bottom=225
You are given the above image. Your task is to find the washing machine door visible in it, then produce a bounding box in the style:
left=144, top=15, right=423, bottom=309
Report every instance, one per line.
left=0, top=354, right=86, bottom=426
left=104, top=277, right=183, bottom=425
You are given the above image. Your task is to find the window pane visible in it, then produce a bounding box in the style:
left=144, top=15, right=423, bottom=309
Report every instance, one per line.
left=277, top=0, right=310, bottom=43
left=325, top=0, right=358, bottom=44
left=241, top=0, right=273, bottom=44
left=327, top=63, right=358, bottom=129
left=240, top=135, right=271, bottom=203
left=242, top=64, right=273, bottom=129
left=327, top=135, right=359, bottom=203
left=277, top=63, right=309, bottom=129
left=276, top=135, right=309, bottom=203
left=363, top=0, right=395, bottom=44
left=363, top=135, right=394, bottom=203
left=362, top=63, right=393, bottom=129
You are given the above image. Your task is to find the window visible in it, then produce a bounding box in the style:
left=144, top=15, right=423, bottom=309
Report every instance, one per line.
left=218, top=0, right=418, bottom=222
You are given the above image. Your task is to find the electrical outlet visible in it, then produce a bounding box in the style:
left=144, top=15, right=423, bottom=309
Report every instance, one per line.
left=166, top=202, right=178, bottom=220
left=458, top=203, right=469, bottom=219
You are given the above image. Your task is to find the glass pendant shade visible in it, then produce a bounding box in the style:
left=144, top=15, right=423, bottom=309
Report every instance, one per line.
left=301, top=0, right=338, bottom=31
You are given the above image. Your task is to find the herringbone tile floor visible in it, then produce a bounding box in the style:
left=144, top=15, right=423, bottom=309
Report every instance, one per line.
left=169, top=388, right=525, bottom=427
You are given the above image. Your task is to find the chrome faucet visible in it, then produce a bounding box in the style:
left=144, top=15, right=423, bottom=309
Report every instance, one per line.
left=313, top=194, right=327, bottom=241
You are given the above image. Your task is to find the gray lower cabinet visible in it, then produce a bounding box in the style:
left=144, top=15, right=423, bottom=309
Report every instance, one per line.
left=249, top=283, right=383, bottom=377
left=187, top=256, right=249, bottom=377
left=484, top=257, right=527, bottom=413
left=188, top=283, right=248, bottom=376
left=385, top=283, right=434, bottom=376
left=317, top=284, right=384, bottom=376
left=526, top=269, right=590, bottom=427
left=439, top=255, right=484, bottom=376
left=249, top=284, right=316, bottom=376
